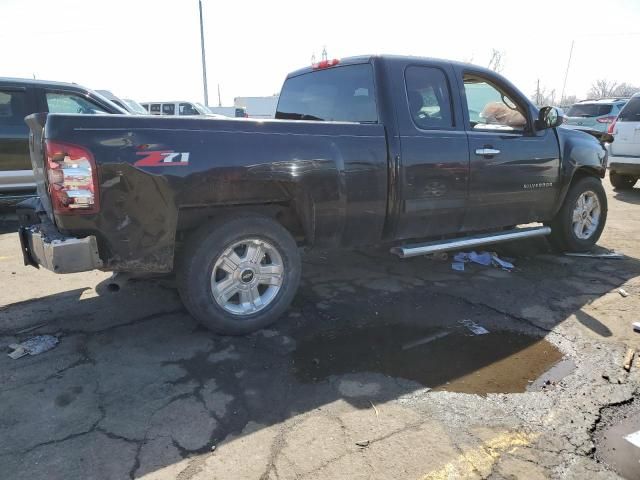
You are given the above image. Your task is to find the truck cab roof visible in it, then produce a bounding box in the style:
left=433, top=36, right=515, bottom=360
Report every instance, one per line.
left=285, top=54, right=499, bottom=80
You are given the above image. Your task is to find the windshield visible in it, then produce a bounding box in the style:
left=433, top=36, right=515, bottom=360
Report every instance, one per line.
left=567, top=104, right=613, bottom=117
left=123, top=99, right=148, bottom=115
left=194, top=103, right=212, bottom=114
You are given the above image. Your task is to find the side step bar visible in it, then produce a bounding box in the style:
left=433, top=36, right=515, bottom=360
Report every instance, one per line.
left=390, top=226, right=551, bottom=259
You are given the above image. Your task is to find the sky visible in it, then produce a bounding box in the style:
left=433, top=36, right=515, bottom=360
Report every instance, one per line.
left=2, top=0, right=640, bottom=107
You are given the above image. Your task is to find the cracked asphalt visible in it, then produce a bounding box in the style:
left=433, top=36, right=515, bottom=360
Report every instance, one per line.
left=1, top=179, right=640, bottom=480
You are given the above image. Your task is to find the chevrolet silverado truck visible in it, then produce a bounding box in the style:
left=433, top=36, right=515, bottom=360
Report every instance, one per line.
left=18, top=55, right=608, bottom=335
left=0, top=78, right=126, bottom=208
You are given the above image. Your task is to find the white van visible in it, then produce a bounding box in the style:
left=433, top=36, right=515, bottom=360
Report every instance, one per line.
left=140, top=101, right=224, bottom=118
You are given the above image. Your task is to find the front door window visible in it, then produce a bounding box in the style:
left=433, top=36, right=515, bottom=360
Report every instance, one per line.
left=463, top=75, right=527, bottom=131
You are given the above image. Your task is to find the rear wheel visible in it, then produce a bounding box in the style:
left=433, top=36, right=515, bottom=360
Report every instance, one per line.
left=547, top=176, right=607, bottom=252
left=610, top=171, right=637, bottom=190
left=177, top=215, right=301, bottom=335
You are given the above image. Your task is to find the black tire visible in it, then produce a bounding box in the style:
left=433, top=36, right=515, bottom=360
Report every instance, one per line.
left=547, top=176, right=607, bottom=252
left=609, top=171, right=637, bottom=190
left=177, top=214, right=301, bottom=335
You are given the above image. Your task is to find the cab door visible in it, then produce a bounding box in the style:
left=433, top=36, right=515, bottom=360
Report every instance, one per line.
left=458, top=69, right=561, bottom=230
left=391, top=60, right=469, bottom=239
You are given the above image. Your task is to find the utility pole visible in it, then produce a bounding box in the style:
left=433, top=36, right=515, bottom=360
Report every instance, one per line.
left=198, top=0, right=209, bottom=107
left=560, top=40, right=574, bottom=105
left=536, top=79, right=541, bottom=106
left=217, top=84, right=222, bottom=107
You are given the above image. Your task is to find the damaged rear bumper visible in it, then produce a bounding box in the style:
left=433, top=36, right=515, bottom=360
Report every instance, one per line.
left=17, top=199, right=103, bottom=274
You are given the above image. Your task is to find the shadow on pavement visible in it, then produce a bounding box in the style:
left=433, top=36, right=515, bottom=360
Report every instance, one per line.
left=613, top=187, right=640, bottom=205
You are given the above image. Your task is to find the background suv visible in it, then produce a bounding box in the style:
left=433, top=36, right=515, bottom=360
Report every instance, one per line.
left=564, top=98, right=628, bottom=133
left=608, top=93, right=640, bottom=189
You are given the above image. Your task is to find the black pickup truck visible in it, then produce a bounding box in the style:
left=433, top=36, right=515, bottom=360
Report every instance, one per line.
left=18, top=55, right=608, bottom=334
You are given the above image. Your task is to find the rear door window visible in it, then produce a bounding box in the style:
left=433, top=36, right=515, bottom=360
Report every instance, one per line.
left=46, top=92, right=108, bottom=114
left=567, top=104, right=612, bottom=117
left=0, top=90, right=28, bottom=127
left=618, top=97, right=640, bottom=122
left=405, top=66, right=453, bottom=129
left=276, top=64, right=378, bottom=123
left=162, top=103, right=175, bottom=115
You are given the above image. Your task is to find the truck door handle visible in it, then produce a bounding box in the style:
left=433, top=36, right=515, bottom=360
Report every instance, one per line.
left=475, top=148, right=501, bottom=156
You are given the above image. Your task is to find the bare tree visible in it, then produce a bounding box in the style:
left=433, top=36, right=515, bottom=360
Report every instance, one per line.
left=531, top=81, right=557, bottom=106
left=560, top=95, right=577, bottom=108
left=587, top=79, right=618, bottom=99
left=487, top=49, right=505, bottom=73
left=611, top=83, right=640, bottom=97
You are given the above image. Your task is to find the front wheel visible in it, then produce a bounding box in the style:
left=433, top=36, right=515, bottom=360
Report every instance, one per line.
left=547, top=176, right=608, bottom=252
left=177, top=215, right=301, bottom=335
left=610, top=171, right=637, bottom=190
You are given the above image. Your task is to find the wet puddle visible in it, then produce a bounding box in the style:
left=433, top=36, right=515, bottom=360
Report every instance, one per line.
left=292, top=324, right=564, bottom=394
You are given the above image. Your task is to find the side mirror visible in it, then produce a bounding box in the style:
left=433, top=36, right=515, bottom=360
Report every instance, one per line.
left=535, top=106, right=564, bottom=130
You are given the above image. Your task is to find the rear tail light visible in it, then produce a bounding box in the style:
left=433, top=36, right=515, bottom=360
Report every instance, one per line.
left=45, top=140, right=99, bottom=215
left=312, top=58, right=340, bottom=70
left=607, top=118, right=618, bottom=134
left=597, top=115, right=616, bottom=124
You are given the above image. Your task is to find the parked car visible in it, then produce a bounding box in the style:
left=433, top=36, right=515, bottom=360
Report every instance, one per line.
left=608, top=93, right=640, bottom=189
left=18, top=55, right=608, bottom=335
left=140, top=101, right=225, bottom=118
left=96, top=90, right=147, bottom=115
left=0, top=78, right=126, bottom=208
left=563, top=98, right=628, bottom=133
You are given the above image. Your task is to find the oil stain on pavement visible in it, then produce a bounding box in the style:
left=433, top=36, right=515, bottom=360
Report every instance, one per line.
left=292, top=324, right=564, bottom=394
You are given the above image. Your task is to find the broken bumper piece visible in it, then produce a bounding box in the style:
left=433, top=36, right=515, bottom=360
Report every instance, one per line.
left=19, top=225, right=103, bottom=274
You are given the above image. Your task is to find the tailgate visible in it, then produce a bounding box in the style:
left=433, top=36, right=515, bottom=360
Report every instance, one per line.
left=24, top=113, right=54, bottom=221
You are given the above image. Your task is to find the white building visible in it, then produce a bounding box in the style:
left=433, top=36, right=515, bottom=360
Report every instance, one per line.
left=234, top=95, right=279, bottom=119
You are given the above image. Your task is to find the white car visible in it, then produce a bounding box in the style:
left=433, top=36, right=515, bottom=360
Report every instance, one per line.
left=608, top=93, right=640, bottom=189
left=140, top=101, right=226, bottom=119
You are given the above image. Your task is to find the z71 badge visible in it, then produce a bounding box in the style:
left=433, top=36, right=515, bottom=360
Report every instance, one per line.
left=134, top=151, right=190, bottom=167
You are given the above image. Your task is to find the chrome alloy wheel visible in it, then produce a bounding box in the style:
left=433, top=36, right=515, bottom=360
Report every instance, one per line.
left=211, top=238, right=284, bottom=316
left=572, top=191, right=601, bottom=240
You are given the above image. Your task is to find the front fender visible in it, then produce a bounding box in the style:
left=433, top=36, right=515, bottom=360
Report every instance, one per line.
left=553, top=127, right=607, bottom=215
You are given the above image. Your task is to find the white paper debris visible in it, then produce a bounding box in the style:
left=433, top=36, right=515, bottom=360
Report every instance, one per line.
left=453, top=251, right=514, bottom=271
left=624, top=430, right=640, bottom=448
left=460, top=319, right=490, bottom=335
left=8, top=335, right=59, bottom=359
left=452, top=262, right=465, bottom=271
